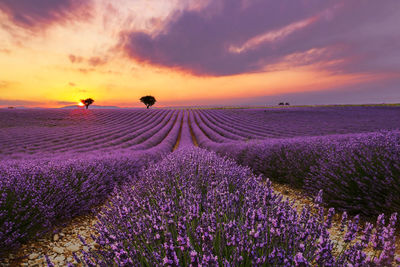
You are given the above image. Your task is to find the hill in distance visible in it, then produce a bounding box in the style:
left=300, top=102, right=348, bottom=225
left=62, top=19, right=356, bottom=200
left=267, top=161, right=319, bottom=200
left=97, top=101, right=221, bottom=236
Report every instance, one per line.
left=60, top=105, right=121, bottom=109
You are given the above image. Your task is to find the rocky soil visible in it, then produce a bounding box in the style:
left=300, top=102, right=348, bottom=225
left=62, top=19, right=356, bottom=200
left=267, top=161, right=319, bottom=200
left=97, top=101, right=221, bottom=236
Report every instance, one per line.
left=1, top=214, right=98, bottom=266
left=272, top=181, right=400, bottom=259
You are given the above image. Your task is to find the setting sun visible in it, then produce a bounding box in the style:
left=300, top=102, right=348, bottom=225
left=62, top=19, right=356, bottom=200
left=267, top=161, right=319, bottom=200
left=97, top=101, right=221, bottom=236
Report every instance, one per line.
left=78, top=102, right=84, bottom=107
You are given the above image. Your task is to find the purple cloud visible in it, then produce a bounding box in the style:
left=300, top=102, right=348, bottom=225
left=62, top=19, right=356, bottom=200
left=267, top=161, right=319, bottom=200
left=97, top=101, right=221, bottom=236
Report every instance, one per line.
left=0, top=0, right=92, bottom=29
left=121, top=0, right=400, bottom=76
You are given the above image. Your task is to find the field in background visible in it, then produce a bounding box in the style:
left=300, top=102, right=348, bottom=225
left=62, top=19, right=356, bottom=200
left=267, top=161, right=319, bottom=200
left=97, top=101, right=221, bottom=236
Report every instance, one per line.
left=1, top=106, right=399, bottom=159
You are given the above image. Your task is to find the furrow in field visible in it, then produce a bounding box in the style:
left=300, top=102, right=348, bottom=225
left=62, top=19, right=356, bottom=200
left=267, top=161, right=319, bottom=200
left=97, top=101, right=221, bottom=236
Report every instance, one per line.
left=27, top=110, right=157, bottom=154
left=205, top=110, right=271, bottom=138
left=0, top=110, right=155, bottom=155
left=188, top=110, right=217, bottom=147
left=126, top=110, right=180, bottom=151
left=117, top=110, right=176, bottom=150
left=144, top=110, right=183, bottom=153
left=69, top=110, right=170, bottom=153
left=187, top=110, right=199, bottom=147
left=172, top=113, right=184, bottom=151
left=197, top=110, right=246, bottom=141
left=208, top=109, right=275, bottom=137
left=177, top=110, right=194, bottom=149
left=192, top=110, right=232, bottom=143
left=51, top=110, right=158, bottom=151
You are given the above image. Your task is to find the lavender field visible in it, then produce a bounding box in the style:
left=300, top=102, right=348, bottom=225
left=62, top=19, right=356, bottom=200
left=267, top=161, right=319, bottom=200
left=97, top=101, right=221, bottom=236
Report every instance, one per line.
left=1, top=106, right=400, bottom=266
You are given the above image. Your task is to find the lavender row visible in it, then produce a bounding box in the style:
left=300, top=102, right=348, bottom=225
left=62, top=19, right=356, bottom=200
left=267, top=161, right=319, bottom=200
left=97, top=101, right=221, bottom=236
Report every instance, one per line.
left=209, top=131, right=400, bottom=216
left=177, top=110, right=194, bottom=148
left=0, top=109, right=145, bottom=151
left=200, top=109, right=269, bottom=139
left=0, top=109, right=170, bottom=158
left=23, top=109, right=167, bottom=155
left=144, top=110, right=182, bottom=153
left=306, top=131, right=400, bottom=216
left=128, top=110, right=180, bottom=151
left=197, top=106, right=400, bottom=140
left=0, top=114, right=182, bottom=255
left=66, top=110, right=170, bottom=153
left=191, top=110, right=233, bottom=143
left=2, top=106, right=399, bottom=158
left=77, top=148, right=398, bottom=266
left=0, top=152, right=147, bottom=255
left=189, top=110, right=221, bottom=147
left=195, top=110, right=246, bottom=141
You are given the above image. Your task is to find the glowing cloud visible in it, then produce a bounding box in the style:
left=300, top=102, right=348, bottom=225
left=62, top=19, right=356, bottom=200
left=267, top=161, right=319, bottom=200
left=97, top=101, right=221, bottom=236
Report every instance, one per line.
left=229, top=17, right=318, bottom=54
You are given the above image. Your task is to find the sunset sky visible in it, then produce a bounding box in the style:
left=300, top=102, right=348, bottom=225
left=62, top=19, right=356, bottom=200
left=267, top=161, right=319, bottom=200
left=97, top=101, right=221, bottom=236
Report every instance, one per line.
left=0, top=0, right=399, bottom=107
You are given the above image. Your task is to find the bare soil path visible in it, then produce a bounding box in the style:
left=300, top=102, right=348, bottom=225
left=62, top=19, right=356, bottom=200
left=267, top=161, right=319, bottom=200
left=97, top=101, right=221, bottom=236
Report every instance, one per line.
left=2, top=214, right=98, bottom=266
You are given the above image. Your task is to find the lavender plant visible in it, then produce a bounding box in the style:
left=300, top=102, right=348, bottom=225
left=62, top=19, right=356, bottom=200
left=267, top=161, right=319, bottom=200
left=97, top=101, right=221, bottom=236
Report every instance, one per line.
left=0, top=109, right=184, bottom=256
left=210, top=131, right=400, bottom=216
left=1, top=106, right=399, bottom=262
left=306, top=131, right=400, bottom=216
left=0, top=152, right=153, bottom=255
left=78, top=148, right=398, bottom=266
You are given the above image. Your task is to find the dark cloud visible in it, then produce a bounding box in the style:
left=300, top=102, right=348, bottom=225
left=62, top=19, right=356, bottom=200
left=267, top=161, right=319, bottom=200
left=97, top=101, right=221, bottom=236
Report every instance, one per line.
left=121, top=0, right=400, bottom=76
left=0, top=0, right=92, bottom=30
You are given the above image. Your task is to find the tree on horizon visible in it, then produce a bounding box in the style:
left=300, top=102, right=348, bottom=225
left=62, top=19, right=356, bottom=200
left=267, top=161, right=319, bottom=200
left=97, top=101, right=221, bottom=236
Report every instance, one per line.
left=81, top=98, right=94, bottom=109
left=140, top=95, right=156, bottom=109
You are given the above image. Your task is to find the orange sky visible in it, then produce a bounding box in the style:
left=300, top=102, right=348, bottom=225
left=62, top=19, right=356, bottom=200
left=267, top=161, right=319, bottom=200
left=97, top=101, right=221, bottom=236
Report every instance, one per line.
left=0, top=0, right=399, bottom=107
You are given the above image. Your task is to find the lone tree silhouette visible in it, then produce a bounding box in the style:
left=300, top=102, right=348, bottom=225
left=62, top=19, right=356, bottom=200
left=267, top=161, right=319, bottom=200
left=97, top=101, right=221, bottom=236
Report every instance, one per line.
left=140, top=95, right=156, bottom=109
left=81, top=98, right=94, bottom=109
